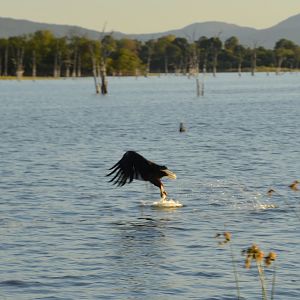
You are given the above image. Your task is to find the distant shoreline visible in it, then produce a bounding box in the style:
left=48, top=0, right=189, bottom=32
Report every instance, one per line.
left=0, top=68, right=299, bottom=81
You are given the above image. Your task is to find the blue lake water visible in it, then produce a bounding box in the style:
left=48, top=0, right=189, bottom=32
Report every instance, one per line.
left=0, top=74, right=299, bottom=299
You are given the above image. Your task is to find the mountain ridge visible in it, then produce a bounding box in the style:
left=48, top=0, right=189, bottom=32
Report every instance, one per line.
left=1, top=14, right=300, bottom=48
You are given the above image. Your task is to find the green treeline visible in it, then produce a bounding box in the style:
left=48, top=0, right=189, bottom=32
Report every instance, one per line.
left=0, top=30, right=300, bottom=77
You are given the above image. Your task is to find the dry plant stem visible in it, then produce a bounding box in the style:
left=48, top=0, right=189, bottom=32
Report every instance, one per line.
left=229, top=242, right=241, bottom=299
left=271, top=263, right=276, bottom=300
left=256, top=261, right=268, bottom=300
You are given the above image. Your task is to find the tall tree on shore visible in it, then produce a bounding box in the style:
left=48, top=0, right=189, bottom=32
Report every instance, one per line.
left=0, top=38, right=8, bottom=76
left=224, top=36, right=245, bottom=75
left=274, top=39, right=297, bottom=74
left=172, top=37, right=189, bottom=73
left=115, top=38, right=142, bottom=75
left=29, top=30, right=55, bottom=76
left=209, top=36, right=222, bottom=77
left=197, top=36, right=210, bottom=74
left=27, top=35, right=38, bottom=78
left=9, top=36, right=27, bottom=79
left=139, top=39, right=155, bottom=76
left=154, top=35, right=175, bottom=74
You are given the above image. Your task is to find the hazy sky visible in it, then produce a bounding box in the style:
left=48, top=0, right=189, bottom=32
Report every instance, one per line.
left=1, top=0, right=299, bottom=33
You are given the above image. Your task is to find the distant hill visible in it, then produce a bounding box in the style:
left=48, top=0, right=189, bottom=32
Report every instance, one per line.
left=1, top=14, right=300, bottom=48
left=127, top=22, right=259, bottom=46
left=0, top=17, right=126, bottom=40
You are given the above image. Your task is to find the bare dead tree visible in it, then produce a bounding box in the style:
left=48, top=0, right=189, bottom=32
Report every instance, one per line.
left=144, top=39, right=154, bottom=77
left=32, top=50, right=37, bottom=78
left=77, top=54, right=81, bottom=77
left=251, top=42, right=257, bottom=76
left=53, top=45, right=61, bottom=78
left=16, top=47, right=25, bottom=80
left=211, top=32, right=222, bottom=77
left=185, top=31, right=199, bottom=77
left=71, top=49, right=77, bottom=78
left=89, top=23, right=113, bottom=94
left=99, top=23, right=108, bottom=94
left=89, top=43, right=101, bottom=93
left=64, top=49, right=71, bottom=78
left=4, top=45, right=8, bottom=76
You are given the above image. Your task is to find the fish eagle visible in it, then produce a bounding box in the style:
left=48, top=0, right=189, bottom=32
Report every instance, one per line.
left=107, top=151, right=176, bottom=199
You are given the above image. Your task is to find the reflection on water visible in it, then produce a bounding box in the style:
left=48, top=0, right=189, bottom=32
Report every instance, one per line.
left=0, top=74, right=299, bottom=299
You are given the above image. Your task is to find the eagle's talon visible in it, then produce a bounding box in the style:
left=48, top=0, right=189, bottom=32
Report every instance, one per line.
left=161, top=191, right=167, bottom=202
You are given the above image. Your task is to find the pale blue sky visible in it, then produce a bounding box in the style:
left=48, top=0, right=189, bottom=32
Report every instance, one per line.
left=1, top=0, right=299, bottom=33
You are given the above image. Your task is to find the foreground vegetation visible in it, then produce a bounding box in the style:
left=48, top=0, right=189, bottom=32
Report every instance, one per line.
left=0, top=30, right=300, bottom=78
left=216, top=232, right=277, bottom=300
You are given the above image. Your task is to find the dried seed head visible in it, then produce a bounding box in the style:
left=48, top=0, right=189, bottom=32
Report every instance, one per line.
left=224, top=232, right=231, bottom=242
left=268, top=252, right=277, bottom=261
left=255, top=250, right=264, bottom=262
left=246, top=244, right=261, bottom=258
left=265, top=252, right=277, bottom=267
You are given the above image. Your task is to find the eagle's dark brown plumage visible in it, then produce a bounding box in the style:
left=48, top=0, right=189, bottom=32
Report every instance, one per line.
left=107, top=151, right=176, bottom=199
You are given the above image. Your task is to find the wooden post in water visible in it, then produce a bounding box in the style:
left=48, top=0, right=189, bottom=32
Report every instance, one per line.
left=196, top=78, right=204, bottom=97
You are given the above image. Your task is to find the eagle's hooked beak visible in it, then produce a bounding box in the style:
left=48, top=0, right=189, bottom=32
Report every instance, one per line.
left=164, top=169, right=177, bottom=179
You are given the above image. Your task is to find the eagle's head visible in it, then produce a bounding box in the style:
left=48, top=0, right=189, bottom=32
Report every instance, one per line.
left=160, top=166, right=177, bottom=179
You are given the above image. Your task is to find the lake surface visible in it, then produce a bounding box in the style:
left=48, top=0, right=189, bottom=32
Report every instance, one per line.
left=0, top=73, right=299, bottom=299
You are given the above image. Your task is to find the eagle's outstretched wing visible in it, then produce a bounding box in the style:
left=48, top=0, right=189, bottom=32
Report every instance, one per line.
left=106, top=151, right=149, bottom=186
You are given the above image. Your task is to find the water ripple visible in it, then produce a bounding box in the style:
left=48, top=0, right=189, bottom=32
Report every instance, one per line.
left=0, top=75, right=299, bottom=299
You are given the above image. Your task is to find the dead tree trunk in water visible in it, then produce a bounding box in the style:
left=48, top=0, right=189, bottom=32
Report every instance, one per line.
left=276, top=56, right=284, bottom=75
left=53, top=42, right=62, bottom=78
left=72, top=49, right=77, bottom=78
left=53, top=52, right=58, bottom=78
left=65, top=62, right=71, bottom=78
left=237, top=57, right=242, bottom=76
left=100, top=59, right=107, bottom=94
left=98, top=33, right=114, bottom=94
left=202, top=52, right=207, bottom=75
left=77, top=54, right=81, bottom=77
left=146, top=55, right=151, bottom=77
left=251, top=46, right=257, bottom=76
left=91, top=55, right=100, bottom=94
left=164, top=55, right=169, bottom=74
left=16, top=47, right=24, bottom=80
left=32, top=50, right=37, bottom=78
left=4, top=46, right=8, bottom=76
left=53, top=60, right=57, bottom=78
left=64, top=51, right=71, bottom=78
left=212, top=54, right=217, bottom=77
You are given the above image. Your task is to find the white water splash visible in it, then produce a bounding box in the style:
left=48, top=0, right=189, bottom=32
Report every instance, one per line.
left=151, top=198, right=183, bottom=208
